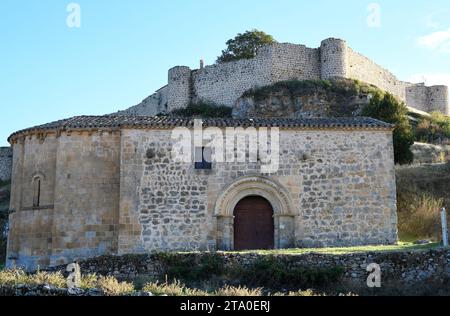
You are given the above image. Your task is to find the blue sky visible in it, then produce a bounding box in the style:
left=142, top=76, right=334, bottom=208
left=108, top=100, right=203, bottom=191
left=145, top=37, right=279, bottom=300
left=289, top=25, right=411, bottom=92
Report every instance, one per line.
left=1, top=0, right=450, bottom=146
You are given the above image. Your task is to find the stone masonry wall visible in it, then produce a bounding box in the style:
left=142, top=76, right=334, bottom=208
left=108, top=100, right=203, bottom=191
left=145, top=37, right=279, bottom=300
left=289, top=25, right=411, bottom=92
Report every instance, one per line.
left=7, top=126, right=397, bottom=270
left=346, top=47, right=449, bottom=115
left=191, top=46, right=274, bottom=108
left=347, top=48, right=409, bottom=101
left=118, top=127, right=397, bottom=255
left=116, top=86, right=168, bottom=116
left=7, top=131, right=121, bottom=270
left=7, top=134, right=59, bottom=269
left=0, top=147, right=12, bottom=182
left=192, top=43, right=321, bottom=108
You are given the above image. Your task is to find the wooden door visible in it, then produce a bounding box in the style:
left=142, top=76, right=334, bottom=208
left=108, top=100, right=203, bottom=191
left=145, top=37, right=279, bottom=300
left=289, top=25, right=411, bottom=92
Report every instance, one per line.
left=233, top=196, right=274, bottom=250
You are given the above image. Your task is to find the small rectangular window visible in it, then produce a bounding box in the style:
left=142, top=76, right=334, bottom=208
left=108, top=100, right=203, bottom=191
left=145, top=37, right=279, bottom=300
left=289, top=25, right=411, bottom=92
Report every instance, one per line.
left=195, top=147, right=212, bottom=170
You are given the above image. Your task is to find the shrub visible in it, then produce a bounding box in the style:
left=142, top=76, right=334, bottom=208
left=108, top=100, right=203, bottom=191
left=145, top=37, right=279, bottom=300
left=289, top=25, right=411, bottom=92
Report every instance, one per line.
left=362, top=93, right=414, bottom=165
left=97, top=276, right=135, bottom=296
left=171, top=102, right=232, bottom=118
left=0, top=180, right=10, bottom=188
left=155, top=253, right=224, bottom=281
left=0, top=212, right=7, bottom=263
left=415, top=112, right=450, bottom=143
left=234, top=256, right=345, bottom=289
left=217, top=30, right=276, bottom=63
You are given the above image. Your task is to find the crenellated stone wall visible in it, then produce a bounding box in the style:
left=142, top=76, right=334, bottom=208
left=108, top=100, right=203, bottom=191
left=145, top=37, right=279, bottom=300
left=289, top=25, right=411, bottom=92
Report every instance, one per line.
left=117, top=38, right=449, bottom=116
left=0, top=147, right=12, bottom=182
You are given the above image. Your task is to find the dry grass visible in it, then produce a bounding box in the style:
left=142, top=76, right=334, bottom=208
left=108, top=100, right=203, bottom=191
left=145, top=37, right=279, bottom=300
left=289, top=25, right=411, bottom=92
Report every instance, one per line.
left=80, top=273, right=98, bottom=290
left=97, top=276, right=135, bottom=296
left=214, top=285, right=263, bottom=296
left=396, top=164, right=448, bottom=241
left=397, top=193, right=444, bottom=241
left=0, top=269, right=134, bottom=296
left=272, top=289, right=324, bottom=296
left=0, top=269, right=66, bottom=288
left=143, top=280, right=207, bottom=296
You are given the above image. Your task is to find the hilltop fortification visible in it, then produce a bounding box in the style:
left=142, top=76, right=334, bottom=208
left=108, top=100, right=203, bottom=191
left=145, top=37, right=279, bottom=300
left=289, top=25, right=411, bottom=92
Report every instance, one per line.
left=119, top=38, right=449, bottom=117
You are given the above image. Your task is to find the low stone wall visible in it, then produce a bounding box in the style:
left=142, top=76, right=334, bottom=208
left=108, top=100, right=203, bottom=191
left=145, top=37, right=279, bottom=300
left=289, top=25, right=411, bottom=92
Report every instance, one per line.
left=48, top=249, right=449, bottom=288
left=0, top=147, right=12, bottom=182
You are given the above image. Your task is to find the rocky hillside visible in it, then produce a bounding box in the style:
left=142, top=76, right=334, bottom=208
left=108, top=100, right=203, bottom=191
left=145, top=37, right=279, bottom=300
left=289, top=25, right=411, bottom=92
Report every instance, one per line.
left=233, top=78, right=381, bottom=119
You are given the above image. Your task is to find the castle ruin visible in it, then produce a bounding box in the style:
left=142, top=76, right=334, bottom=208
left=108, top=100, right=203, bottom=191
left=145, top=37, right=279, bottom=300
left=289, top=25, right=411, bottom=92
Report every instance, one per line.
left=120, top=38, right=449, bottom=116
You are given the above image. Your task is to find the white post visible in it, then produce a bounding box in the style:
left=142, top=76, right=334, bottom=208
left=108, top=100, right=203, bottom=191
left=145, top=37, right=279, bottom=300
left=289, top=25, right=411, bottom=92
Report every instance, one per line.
left=441, top=208, right=448, bottom=247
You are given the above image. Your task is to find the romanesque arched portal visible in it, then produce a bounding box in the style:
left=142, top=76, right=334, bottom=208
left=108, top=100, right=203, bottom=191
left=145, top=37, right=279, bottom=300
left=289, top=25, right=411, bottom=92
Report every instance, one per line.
left=214, top=176, right=296, bottom=250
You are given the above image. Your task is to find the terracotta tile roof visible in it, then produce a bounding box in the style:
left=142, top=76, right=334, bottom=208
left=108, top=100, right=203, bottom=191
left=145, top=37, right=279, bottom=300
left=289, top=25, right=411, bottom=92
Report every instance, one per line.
left=8, top=115, right=393, bottom=142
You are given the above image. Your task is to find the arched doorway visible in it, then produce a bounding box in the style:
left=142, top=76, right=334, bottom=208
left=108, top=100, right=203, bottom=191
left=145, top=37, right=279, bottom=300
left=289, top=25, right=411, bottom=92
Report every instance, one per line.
left=233, top=196, right=274, bottom=250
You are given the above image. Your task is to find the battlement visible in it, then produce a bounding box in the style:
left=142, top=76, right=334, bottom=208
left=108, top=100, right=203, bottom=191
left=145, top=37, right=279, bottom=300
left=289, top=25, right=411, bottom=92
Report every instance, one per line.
left=120, top=38, right=449, bottom=116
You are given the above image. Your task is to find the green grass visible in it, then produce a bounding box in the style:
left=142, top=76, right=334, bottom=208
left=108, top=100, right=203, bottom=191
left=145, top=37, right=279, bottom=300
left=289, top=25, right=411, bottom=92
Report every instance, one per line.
left=224, top=242, right=441, bottom=256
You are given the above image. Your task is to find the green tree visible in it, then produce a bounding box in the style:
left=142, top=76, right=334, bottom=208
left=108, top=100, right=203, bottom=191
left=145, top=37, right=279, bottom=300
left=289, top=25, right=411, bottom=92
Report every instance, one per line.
left=217, top=30, right=276, bottom=63
left=362, top=93, right=414, bottom=165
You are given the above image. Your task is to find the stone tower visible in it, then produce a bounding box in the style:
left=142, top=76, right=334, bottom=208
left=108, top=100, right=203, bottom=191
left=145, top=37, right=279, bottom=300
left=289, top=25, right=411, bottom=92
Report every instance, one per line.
left=427, top=85, right=449, bottom=114
left=320, top=38, right=349, bottom=80
left=167, top=66, right=192, bottom=112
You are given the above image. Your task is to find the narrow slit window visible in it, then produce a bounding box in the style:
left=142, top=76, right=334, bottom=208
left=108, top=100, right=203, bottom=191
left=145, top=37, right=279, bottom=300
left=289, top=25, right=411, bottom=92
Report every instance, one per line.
left=33, top=176, right=42, bottom=208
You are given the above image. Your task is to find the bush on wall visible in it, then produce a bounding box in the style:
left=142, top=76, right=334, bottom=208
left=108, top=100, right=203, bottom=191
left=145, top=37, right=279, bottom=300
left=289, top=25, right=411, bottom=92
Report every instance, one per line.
left=217, top=30, right=276, bottom=63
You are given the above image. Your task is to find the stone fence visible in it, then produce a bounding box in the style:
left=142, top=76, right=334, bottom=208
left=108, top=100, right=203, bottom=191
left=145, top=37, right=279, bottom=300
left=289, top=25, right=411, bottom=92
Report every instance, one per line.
left=48, top=249, right=449, bottom=290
